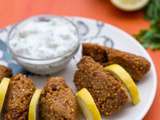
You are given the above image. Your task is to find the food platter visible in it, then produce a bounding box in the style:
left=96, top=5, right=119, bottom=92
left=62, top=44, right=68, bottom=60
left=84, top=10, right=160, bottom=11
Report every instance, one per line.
left=0, top=16, right=157, bottom=120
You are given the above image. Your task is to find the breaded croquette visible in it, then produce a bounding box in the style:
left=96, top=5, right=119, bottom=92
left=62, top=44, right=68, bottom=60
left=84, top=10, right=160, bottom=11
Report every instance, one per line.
left=0, top=65, right=12, bottom=80
left=40, top=77, right=79, bottom=120
left=74, top=56, right=129, bottom=116
left=3, top=73, right=35, bottom=120
left=82, top=43, right=150, bottom=81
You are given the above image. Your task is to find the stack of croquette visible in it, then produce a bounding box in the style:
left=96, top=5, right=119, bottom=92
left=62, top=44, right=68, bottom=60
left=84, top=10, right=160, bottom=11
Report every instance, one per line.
left=0, top=42, right=151, bottom=120
left=74, top=43, right=150, bottom=116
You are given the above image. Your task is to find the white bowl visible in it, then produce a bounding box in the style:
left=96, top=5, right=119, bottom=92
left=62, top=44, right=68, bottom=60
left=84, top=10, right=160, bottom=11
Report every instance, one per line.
left=7, top=15, right=80, bottom=75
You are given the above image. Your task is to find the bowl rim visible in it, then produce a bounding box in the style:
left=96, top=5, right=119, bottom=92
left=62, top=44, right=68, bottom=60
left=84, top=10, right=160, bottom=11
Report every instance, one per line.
left=7, top=15, right=80, bottom=62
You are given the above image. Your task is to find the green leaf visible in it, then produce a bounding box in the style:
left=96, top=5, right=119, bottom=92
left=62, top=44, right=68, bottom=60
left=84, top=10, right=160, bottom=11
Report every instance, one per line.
left=135, top=0, right=160, bottom=50
left=150, top=43, right=160, bottom=50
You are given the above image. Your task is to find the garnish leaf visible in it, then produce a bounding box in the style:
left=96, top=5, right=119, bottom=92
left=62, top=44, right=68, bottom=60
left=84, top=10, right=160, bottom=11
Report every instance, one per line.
left=135, top=0, right=160, bottom=50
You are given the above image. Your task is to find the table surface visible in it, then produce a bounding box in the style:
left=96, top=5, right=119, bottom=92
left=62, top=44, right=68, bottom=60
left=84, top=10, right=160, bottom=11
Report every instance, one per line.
left=0, top=0, right=159, bottom=119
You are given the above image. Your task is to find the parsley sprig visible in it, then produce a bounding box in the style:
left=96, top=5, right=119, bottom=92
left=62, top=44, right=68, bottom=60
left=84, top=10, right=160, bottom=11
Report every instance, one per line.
left=135, top=0, right=160, bottom=50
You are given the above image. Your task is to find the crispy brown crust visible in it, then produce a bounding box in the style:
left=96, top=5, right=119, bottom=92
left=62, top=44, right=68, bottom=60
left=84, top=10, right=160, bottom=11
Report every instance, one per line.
left=106, top=47, right=151, bottom=81
left=40, top=77, right=79, bottom=120
left=0, top=65, right=12, bottom=80
left=82, top=43, right=151, bottom=81
left=82, top=43, right=108, bottom=63
left=74, top=56, right=129, bottom=116
left=3, top=73, right=35, bottom=120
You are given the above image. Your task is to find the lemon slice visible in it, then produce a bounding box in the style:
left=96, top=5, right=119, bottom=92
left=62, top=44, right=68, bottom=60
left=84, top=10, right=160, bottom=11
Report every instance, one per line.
left=0, top=78, right=10, bottom=112
left=111, top=0, right=149, bottom=11
left=76, top=88, right=101, bottom=120
left=104, top=64, right=140, bottom=104
left=28, top=89, right=42, bottom=120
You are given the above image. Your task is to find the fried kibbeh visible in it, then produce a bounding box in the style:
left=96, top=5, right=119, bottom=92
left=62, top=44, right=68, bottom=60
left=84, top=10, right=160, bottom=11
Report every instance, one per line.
left=40, top=77, right=79, bottom=120
left=0, top=65, right=12, bottom=80
left=3, top=73, right=35, bottom=120
left=74, top=56, right=130, bottom=116
left=82, top=43, right=150, bottom=81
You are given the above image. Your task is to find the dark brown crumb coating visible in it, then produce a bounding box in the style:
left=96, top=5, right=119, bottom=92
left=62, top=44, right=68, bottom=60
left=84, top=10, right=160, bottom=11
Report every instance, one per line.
left=74, top=56, right=129, bottom=116
left=3, top=73, right=35, bottom=120
left=82, top=43, right=151, bottom=81
left=0, top=65, right=12, bottom=80
left=40, top=77, right=79, bottom=120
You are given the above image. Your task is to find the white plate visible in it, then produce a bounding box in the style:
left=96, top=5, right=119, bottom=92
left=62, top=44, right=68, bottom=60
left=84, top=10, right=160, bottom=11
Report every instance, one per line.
left=0, top=16, right=157, bottom=120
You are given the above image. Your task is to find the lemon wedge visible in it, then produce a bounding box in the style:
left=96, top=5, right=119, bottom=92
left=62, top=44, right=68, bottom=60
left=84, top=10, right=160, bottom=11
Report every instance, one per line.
left=28, top=89, right=42, bottom=120
left=76, top=88, right=101, bottom=120
left=111, top=0, right=149, bottom=11
left=0, top=78, right=10, bottom=112
left=104, top=64, right=140, bottom=105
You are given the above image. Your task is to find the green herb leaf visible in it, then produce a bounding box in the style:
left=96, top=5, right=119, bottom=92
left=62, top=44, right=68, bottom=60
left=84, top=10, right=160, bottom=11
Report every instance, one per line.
left=145, top=0, right=160, bottom=21
left=135, top=0, right=160, bottom=50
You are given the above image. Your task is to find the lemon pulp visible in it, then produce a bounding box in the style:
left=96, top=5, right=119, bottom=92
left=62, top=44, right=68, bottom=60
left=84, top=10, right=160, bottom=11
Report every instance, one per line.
left=111, top=0, right=149, bottom=11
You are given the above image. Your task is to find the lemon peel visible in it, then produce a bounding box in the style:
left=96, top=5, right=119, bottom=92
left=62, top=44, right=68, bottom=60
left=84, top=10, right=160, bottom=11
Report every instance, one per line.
left=104, top=64, right=140, bottom=104
left=76, top=88, right=101, bottom=120
left=0, top=78, right=10, bottom=112
left=28, top=89, right=42, bottom=120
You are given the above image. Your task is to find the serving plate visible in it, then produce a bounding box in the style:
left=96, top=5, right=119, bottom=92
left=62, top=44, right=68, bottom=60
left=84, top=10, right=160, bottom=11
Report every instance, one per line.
left=0, top=16, right=157, bottom=120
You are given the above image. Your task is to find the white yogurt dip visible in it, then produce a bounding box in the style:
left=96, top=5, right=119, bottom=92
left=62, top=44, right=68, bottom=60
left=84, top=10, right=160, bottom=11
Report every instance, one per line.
left=9, top=16, right=79, bottom=59
left=8, top=16, right=79, bottom=75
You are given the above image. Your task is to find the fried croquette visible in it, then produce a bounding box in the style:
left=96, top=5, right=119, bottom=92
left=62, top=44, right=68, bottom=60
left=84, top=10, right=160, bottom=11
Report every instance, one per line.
left=74, top=56, right=129, bottom=116
left=82, top=43, right=150, bottom=81
left=0, top=65, right=12, bottom=80
left=3, top=73, right=35, bottom=120
left=40, top=77, right=79, bottom=120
